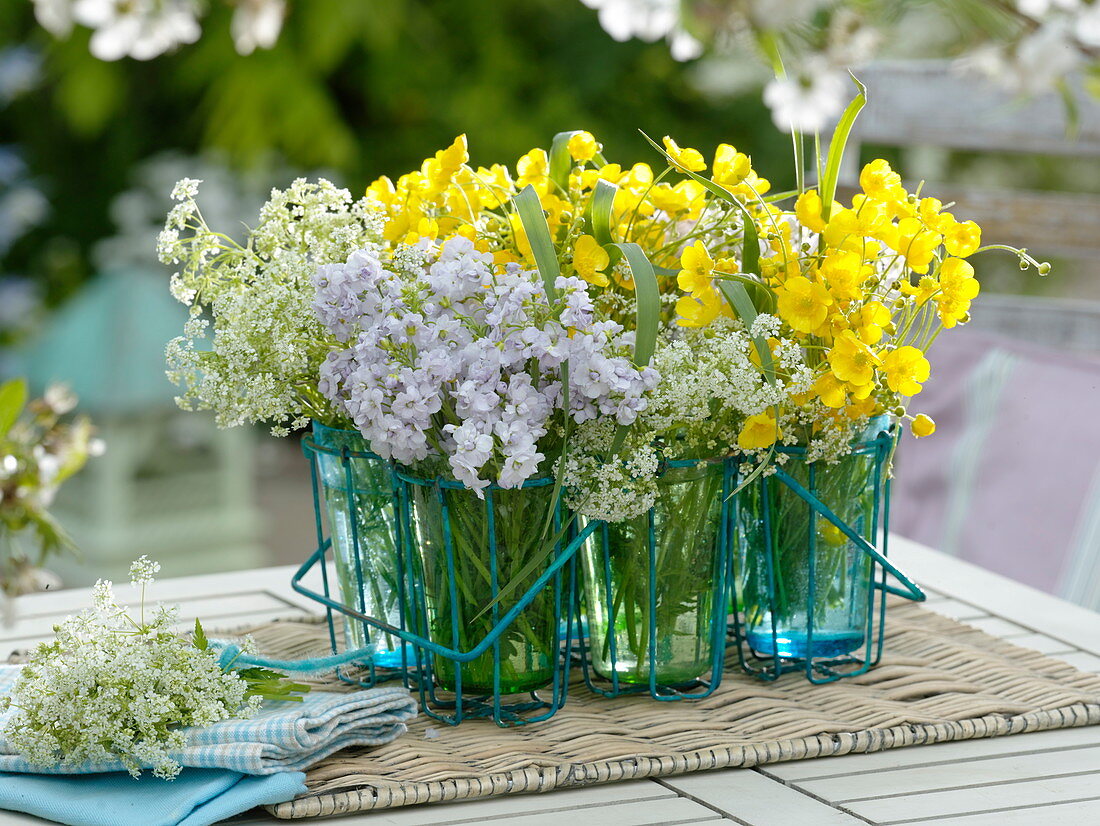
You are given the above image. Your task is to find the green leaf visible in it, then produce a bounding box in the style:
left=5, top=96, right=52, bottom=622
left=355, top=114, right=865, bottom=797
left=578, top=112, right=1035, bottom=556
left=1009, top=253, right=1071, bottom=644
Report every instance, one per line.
left=819, top=73, right=867, bottom=223
left=0, top=378, right=27, bottom=438
left=513, top=185, right=561, bottom=302
left=741, top=211, right=760, bottom=281
left=604, top=242, right=659, bottom=458
left=611, top=243, right=660, bottom=368
left=192, top=618, right=208, bottom=651
left=590, top=179, right=618, bottom=246
left=716, top=280, right=775, bottom=385
left=549, top=131, right=580, bottom=193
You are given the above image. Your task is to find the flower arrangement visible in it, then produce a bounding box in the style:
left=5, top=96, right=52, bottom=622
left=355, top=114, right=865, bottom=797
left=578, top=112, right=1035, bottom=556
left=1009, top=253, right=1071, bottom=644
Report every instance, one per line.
left=0, top=379, right=100, bottom=600
left=162, top=88, right=1036, bottom=693
left=1, top=556, right=307, bottom=779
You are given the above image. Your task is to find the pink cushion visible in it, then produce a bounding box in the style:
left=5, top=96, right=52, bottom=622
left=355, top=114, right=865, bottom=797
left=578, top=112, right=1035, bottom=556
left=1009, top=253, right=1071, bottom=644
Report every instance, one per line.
left=891, top=328, right=1100, bottom=603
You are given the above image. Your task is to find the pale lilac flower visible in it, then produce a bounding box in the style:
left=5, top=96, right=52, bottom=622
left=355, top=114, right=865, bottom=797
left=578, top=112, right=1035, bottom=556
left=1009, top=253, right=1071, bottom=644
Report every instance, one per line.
left=315, top=237, right=658, bottom=493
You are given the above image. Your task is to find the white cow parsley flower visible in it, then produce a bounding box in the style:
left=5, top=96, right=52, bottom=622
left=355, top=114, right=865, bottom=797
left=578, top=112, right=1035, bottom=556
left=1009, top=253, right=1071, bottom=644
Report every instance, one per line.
left=0, top=559, right=263, bottom=779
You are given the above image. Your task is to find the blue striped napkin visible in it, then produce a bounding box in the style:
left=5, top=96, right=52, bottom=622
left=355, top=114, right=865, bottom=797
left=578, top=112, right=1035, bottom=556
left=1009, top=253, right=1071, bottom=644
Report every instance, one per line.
left=0, top=664, right=417, bottom=775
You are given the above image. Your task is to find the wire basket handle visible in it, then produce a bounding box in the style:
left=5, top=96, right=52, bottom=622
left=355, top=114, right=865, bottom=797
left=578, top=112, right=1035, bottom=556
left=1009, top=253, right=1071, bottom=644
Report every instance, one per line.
left=771, top=466, right=926, bottom=603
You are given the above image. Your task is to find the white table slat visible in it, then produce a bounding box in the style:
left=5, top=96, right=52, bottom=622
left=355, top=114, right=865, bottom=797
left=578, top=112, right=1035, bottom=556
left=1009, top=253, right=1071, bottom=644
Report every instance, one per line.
left=1050, top=650, right=1100, bottom=672
left=892, top=541, right=1100, bottom=656
left=919, top=598, right=989, bottom=622
left=762, top=726, right=1100, bottom=781
left=659, top=770, right=867, bottom=825
left=1, top=592, right=297, bottom=641
left=963, top=616, right=1033, bottom=639
left=795, top=744, right=1100, bottom=801
left=843, top=771, right=1100, bottom=823
left=907, top=797, right=1100, bottom=826
left=1009, top=632, right=1077, bottom=656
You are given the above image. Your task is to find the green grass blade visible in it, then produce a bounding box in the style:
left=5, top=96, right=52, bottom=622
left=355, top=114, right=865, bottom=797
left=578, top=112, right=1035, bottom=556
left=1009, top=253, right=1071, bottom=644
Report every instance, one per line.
left=550, top=131, right=579, bottom=193
left=819, top=73, right=867, bottom=223
left=590, top=179, right=617, bottom=246
left=611, top=242, right=659, bottom=368
left=716, top=279, right=775, bottom=385
left=741, top=209, right=760, bottom=279
left=513, top=185, right=560, bottom=302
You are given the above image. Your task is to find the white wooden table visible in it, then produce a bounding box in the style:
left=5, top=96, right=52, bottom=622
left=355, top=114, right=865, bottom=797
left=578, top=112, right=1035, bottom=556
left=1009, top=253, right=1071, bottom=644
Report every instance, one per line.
left=3, top=535, right=1100, bottom=825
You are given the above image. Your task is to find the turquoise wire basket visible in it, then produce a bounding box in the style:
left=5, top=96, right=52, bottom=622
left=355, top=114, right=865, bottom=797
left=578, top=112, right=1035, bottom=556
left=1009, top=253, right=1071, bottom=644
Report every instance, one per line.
left=294, top=426, right=418, bottom=690
left=577, top=456, right=735, bottom=700
left=292, top=427, right=592, bottom=726
left=730, top=423, right=926, bottom=683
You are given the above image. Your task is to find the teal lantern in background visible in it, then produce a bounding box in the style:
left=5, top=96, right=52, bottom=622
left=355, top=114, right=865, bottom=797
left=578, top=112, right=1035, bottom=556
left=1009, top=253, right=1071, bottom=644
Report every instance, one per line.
left=11, top=269, right=263, bottom=585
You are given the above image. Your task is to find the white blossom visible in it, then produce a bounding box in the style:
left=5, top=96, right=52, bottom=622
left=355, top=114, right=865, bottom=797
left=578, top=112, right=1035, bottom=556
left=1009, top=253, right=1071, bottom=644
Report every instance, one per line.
left=763, top=63, right=847, bottom=134
left=73, top=0, right=201, bottom=62
left=231, top=0, right=285, bottom=56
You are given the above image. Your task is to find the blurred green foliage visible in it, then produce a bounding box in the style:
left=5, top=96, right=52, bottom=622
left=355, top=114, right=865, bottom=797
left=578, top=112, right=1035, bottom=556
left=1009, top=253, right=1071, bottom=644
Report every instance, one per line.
left=0, top=0, right=785, bottom=305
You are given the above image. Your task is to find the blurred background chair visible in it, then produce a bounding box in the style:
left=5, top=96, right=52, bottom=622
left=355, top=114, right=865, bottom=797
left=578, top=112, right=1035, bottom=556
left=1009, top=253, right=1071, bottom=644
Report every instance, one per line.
left=844, top=61, right=1100, bottom=610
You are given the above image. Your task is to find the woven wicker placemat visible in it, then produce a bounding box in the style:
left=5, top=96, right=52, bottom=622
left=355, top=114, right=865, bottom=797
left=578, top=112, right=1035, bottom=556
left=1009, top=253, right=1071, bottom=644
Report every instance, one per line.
left=231, top=601, right=1100, bottom=819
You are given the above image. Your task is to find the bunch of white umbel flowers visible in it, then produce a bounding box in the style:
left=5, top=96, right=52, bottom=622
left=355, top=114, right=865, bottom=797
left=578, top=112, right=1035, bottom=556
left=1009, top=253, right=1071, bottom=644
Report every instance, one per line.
left=0, top=557, right=261, bottom=779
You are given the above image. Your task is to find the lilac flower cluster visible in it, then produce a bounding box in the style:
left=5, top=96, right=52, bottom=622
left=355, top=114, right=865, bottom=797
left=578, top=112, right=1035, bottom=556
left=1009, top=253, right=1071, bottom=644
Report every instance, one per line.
left=314, top=237, right=659, bottom=494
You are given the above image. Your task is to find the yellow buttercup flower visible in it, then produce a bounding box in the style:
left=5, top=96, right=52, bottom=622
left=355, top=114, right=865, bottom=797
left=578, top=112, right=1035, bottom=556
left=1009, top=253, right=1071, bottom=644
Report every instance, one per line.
left=623, top=162, right=654, bottom=192
left=567, top=131, right=601, bottom=163
left=675, top=289, right=725, bottom=328
left=776, top=275, right=833, bottom=334
left=475, top=164, right=514, bottom=209
left=662, top=136, right=707, bottom=173
left=828, top=331, right=880, bottom=386
left=403, top=216, right=439, bottom=244
left=882, top=346, right=930, bottom=396
left=508, top=212, right=533, bottom=260
left=893, top=217, right=941, bottom=274
left=853, top=300, right=892, bottom=345
left=516, top=148, right=549, bottom=188
left=421, top=135, right=469, bottom=196
left=677, top=241, right=714, bottom=296
left=539, top=191, right=572, bottom=231
left=859, top=159, right=906, bottom=203
left=823, top=201, right=891, bottom=250
left=846, top=396, right=879, bottom=420
left=712, top=143, right=751, bottom=187
left=737, top=410, right=781, bottom=451
left=794, top=190, right=838, bottom=234
left=813, top=372, right=848, bottom=409
left=911, top=413, right=936, bottom=438
left=759, top=252, right=800, bottom=285
left=898, top=274, right=939, bottom=306
left=917, top=197, right=954, bottom=234
left=437, top=134, right=468, bottom=174
left=818, top=249, right=868, bottom=302
left=365, top=175, right=397, bottom=207
left=936, top=256, right=980, bottom=328
left=748, top=336, right=779, bottom=370
left=729, top=169, right=771, bottom=199
left=572, top=235, right=610, bottom=287
left=650, top=183, right=690, bottom=215
left=943, top=219, right=982, bottom=258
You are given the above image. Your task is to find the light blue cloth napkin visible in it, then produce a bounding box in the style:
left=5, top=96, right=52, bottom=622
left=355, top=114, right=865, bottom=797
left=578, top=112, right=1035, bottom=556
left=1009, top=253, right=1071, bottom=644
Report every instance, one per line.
left=0, top=664, right=417, bottom=775
left=0, top=768, right=306, bottom=826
